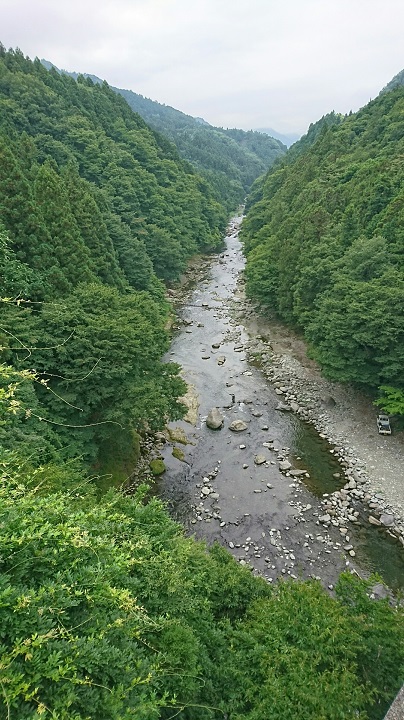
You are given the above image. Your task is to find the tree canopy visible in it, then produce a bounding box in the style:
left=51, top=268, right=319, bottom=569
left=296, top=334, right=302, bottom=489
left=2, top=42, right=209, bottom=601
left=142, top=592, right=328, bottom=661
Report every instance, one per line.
left=242, top=87, right=404, bottom=413
left=40, top=59, right=287, bottom=212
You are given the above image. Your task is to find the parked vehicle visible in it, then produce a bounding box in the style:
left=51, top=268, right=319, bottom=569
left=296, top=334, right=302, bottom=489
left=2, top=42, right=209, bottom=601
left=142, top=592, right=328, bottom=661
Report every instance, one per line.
left=377, top=414, right=392, bottom=435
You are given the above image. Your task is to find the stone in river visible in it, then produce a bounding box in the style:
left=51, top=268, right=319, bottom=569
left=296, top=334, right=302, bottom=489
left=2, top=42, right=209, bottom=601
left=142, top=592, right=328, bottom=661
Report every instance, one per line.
left=254, top=454, right=267, bottom=465
left=229, top=420, right=248, bottom=432
left=251, top=410, right=263, bottom=417
left=278, top=460, right=292, bottom=471
left=380, top=513, right=395, bottom=527
left=275, top=402, right=291, bottom=412
left=217, top=356, right=226, bottom=365
left=206, top=408, right=224, bottom=430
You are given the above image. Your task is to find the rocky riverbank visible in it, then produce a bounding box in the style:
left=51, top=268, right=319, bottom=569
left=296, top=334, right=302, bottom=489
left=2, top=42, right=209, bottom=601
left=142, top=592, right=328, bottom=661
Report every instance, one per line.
left=233, top=282, right=404, bottom=549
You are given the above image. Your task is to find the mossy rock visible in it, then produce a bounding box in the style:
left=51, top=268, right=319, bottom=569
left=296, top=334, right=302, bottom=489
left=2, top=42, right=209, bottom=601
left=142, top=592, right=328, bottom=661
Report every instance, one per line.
left=166, top=426, right=189, bottom=444
left=172, top=447, right=185, bottom=462
left=149, top=458, right=166, bottom=475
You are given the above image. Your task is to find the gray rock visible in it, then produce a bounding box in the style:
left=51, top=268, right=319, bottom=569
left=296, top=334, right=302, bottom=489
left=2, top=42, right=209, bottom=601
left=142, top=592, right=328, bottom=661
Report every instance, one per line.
left=319, top=514, right=331, bottom=524
left=279, top=460, right=292, bottom=471
left=254, top=454, right=267, bottom=465
left=206, top=407, right=224, bottom=430
left=275, top=402, right=291, bottom=412
left=320, top=393, right=336, bottom=407
left=217, top=355, right=226, bottom=365
left=229, top=419, right=248, bottom=432
left=380, top=513, right=395, bottom=527
left=368, top=515, right=381, bottom=526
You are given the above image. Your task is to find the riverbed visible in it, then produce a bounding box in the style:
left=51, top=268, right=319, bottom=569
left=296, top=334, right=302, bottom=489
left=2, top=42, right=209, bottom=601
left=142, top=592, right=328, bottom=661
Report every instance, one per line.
left=158, top=216, right=404, bottom=592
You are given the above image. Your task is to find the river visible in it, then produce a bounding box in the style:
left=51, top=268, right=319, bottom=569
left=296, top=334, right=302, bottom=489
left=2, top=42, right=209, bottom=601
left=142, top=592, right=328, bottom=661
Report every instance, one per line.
left=158, top=216, right=404, bottom=593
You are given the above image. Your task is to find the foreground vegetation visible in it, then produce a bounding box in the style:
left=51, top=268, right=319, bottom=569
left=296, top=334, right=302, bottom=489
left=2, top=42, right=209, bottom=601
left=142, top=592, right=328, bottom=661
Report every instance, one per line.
left=0, top=366, right=403, bottom=719
left=242, top=87, right=404, bottom=415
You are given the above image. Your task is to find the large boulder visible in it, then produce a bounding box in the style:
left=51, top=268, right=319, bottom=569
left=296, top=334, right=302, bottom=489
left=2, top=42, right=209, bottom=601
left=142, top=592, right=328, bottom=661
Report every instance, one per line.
left=206, top=407, right=224, bottom=430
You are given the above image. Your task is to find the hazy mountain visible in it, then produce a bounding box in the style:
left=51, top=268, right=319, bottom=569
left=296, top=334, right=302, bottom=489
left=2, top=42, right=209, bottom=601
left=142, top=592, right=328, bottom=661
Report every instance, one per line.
left=380, top=68, right=404, bottom=94
left=254, top=127, right=300, bottom=147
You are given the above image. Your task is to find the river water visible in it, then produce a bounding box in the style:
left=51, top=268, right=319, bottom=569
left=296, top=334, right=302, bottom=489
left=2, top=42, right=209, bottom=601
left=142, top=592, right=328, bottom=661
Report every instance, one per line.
left=159, top=217, right=404, bottom=592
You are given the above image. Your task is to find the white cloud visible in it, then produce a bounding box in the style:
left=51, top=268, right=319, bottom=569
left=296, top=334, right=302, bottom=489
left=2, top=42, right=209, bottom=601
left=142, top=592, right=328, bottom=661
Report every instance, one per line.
left=2, top=0, right=404, bottom=133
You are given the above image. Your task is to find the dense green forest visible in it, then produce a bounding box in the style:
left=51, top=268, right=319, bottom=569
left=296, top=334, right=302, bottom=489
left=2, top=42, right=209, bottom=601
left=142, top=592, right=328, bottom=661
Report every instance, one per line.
left=0, top=44, right=230, bottom=473
left=0, top=46, right=403, bottom=718
left=242, top=86, right=404, bottom=415
left=41, top=60, right=286, bottom=212
left=110, top=91, right=287, bottom=211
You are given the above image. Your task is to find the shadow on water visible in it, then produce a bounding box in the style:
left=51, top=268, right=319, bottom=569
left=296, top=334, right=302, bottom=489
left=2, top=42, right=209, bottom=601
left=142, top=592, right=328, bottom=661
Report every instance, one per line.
left=350, top=518, right=404, bottom=593
left=288, top=417, right=344, bottom=496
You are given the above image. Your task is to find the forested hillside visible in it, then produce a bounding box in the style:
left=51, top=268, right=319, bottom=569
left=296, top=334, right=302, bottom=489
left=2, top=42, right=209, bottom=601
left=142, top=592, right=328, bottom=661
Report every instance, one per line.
left=0, top=44, right=227, bottom=472
left=242, top=85, right=404, bottom=414
left=41, top=60, right=286, bottom=211
left=0, top=46, right=403, bottom=719
left=114, top=89, right=287, bottom=210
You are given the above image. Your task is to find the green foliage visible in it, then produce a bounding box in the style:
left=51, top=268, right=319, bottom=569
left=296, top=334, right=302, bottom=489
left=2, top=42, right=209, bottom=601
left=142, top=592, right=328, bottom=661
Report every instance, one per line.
left=0, top=44, right=230, bottom=470
left=243, top=87, right=404, bottom=409
left=0, top=47, right=227, bottom=302
left=336, top=572, right=404, bottom=719
left=375, top=385, right=404, bottom=416
left=224, top=580, right=367, bottom=719
left=3, top=284, right=187, bottom=463
left=108, top=85, right=286, bottom=211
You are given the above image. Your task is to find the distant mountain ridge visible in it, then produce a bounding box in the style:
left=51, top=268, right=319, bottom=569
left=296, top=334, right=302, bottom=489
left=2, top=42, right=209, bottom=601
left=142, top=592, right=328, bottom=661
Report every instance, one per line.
left=380, top=68, right=404, bottom=94
left=41, top=59, right=286, bottom=210
left=254, top=127, right=300, bottom=148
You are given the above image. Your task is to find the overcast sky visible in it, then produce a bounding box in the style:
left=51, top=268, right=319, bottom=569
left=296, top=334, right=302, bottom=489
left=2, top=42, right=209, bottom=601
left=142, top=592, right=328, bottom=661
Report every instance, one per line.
left=2, top=0, right=404, bottom=135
